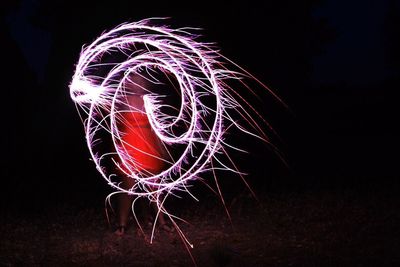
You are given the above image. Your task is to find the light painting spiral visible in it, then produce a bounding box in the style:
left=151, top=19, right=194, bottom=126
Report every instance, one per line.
left=69, top=18, right=279, bottom=245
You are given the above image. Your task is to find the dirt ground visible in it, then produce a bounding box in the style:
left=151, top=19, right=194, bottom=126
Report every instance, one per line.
left=1, top=190, right=399, bottom=267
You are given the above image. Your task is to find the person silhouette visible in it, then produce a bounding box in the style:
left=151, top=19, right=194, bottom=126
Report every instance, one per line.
left=114, top=73, right=172, bottom=236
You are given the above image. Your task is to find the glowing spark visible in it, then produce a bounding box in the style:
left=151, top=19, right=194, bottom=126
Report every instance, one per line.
left=69, top=18, right=278, bottom=246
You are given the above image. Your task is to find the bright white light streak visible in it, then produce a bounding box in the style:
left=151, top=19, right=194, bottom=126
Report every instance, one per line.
left=69, top=18, right=281, bottom=247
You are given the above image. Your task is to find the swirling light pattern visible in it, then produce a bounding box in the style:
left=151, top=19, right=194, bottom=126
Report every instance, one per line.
left=69, top=18, right=280, bottom=246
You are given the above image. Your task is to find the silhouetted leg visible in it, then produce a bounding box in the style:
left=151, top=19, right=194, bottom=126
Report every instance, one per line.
left=115, top=176, right=135, bottom=235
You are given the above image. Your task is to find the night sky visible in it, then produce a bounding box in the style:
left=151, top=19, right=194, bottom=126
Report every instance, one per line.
left=1, top=0, right=399, bottom=210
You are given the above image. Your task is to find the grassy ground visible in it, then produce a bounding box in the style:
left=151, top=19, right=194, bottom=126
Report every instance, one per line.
left=1, top=189, right=399, bottom=267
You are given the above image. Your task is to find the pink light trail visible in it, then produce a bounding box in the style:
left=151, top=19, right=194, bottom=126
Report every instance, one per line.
left=69, top=18, right=280, bottom=247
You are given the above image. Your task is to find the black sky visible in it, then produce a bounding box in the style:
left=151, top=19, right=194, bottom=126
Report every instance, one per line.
left=1, top=0, right=399, bottom=209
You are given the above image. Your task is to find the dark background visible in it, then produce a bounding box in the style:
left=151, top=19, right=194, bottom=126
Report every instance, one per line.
left=1, top=0, right=399, bottom=211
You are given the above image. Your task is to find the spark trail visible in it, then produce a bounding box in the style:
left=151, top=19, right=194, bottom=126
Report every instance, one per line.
left=69, top=18, right=280, bottom=246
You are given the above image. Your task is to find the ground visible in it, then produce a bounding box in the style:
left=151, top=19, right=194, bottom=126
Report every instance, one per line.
left=1, top=189, right=399, bottom=267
